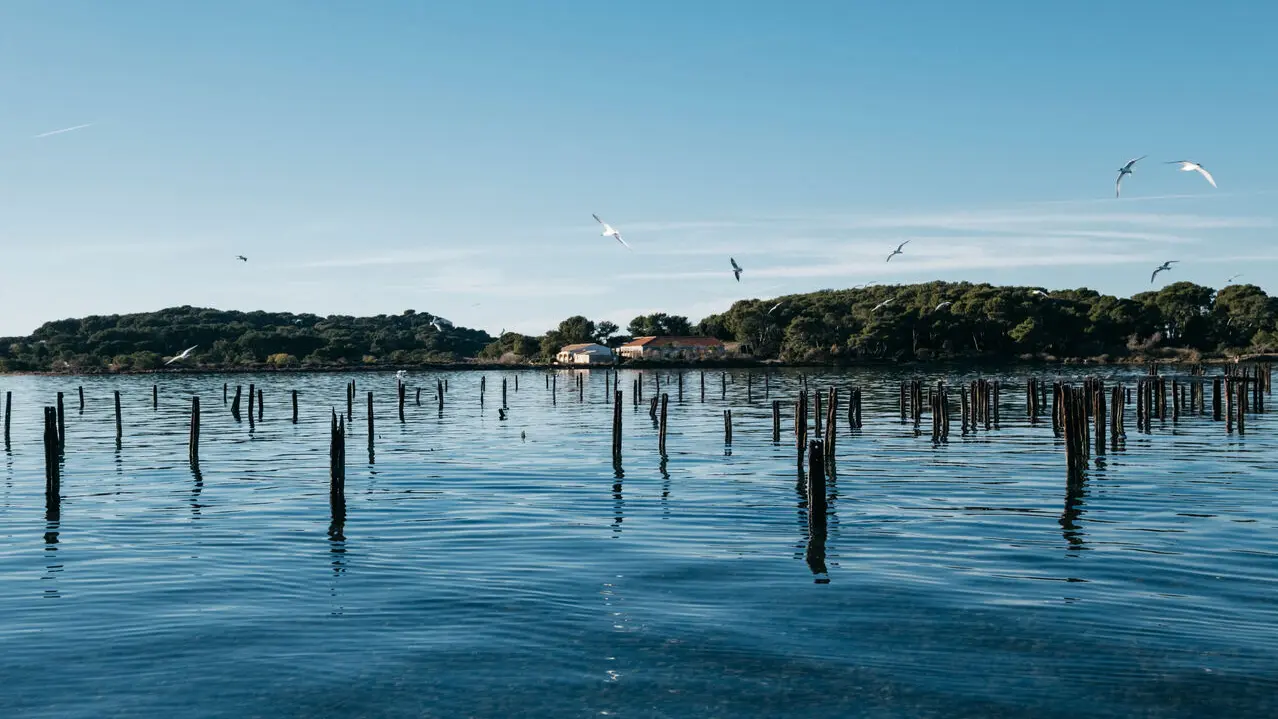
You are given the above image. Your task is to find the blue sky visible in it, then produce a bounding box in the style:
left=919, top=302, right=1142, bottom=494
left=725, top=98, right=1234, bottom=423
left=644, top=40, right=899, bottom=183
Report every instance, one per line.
left=1, top=1, right=1275, bottom=337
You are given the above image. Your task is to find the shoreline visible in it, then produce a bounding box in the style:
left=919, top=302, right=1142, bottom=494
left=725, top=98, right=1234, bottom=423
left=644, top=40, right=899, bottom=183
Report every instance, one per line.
left=4, top=353, right=1274, bottom=377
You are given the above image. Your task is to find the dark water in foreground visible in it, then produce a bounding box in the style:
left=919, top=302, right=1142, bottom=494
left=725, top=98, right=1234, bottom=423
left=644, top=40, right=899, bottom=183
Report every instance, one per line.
left=0, top=368, right=1274, bottom=718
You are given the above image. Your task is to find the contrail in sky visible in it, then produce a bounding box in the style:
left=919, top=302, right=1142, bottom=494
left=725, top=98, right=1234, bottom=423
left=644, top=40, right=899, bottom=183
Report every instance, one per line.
left=33, top=122, right=94, bottom=139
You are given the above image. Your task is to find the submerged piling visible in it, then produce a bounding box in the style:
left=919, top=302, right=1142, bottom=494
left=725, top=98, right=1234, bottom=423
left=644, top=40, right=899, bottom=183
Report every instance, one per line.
left=56, top=392, right=65, bottom=450
left=611, top=390, right=623, bottom=459
left=658, top=394, right=669, bottom=456
left=189, top=397, right=201, bottom=466
left=398, top=381, right=406, bottom=422
left=43, top=407, right=59, bottom=499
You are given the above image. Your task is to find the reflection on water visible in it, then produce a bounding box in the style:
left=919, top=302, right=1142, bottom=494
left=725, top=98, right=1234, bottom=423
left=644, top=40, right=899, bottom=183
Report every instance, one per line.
left=0, top=368, right=1273, bottom=717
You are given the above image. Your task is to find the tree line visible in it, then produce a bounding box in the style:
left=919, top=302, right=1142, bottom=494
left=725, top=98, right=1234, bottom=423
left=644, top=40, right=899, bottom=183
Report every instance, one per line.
left=2, top=281, right=1274, bottom=372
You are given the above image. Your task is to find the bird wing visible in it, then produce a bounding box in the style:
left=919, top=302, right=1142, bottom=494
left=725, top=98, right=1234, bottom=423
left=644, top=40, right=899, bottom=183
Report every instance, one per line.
left=614, top=234, right=631, bottom=249
left=1193, top=165, right=1216, bottom=187
left=592, top=213, right=604, bottom=225
left=1127, top=155, right=1147, bottom=169
left=1116, top=172, right=1124, bottom=197
left=885, top=252, right=895, bottom=262
left=164, top=356, right=179, bottom=365
left=730, top=257, right=741, bottom=271
left=1151, top=268, right=1160, bottom=283
left=898, top=240, right=911, bottom=251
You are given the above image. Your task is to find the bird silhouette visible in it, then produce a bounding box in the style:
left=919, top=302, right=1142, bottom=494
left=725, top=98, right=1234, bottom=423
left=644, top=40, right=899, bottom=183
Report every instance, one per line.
left=164, top=345, right=198, bottom=366
left=730, top=257, right=743, bottom=281
left=235, top=255, right=248, bottom=262
left=1115, top=155, right=1146, bottom=197
left=886, top=241, right=910, bottom=262
left=1150, top=260, right=1178, bottom=284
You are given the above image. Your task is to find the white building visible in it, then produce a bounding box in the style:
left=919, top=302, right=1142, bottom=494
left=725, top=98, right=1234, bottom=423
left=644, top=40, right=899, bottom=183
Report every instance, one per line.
left=555, top=343, right=615, bottom=364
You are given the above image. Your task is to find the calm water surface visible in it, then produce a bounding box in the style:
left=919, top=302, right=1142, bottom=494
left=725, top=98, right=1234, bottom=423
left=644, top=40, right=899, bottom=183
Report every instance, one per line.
left=0, top=368, right=1275, bottom=718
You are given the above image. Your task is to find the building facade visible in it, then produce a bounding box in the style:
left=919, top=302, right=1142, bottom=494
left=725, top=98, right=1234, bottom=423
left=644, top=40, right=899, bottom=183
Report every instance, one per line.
left=617, top=336, right=726, bottom=360
left=555, top=343, right=615, bottom=364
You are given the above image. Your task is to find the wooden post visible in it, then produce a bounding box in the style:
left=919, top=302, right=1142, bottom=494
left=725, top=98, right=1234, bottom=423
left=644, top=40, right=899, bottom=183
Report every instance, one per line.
left=721, top=372, right=726, bottom=400
left=152, top=384, right=158, bottom=410
left=515, top=374, right=519, bottom=392
left=56, top=392, right=66, bottom=450
left=501, top=377, right=507, bottom=409
left=700, top=371, right=705, bottom=402
left=612, top=390, right=623, bottom=458
left=1093, top=380, right=1106, bottom=456
left=578, top=374, right=584, bottom=403
left=257, top=389, right=264, bottom=422
left=347, top=381, right=354, bottom=424
left=814, top=388, right=823, bottom=437
left=658, top=393, right=669, bottom=455
left=330, top=409, right=346, bottom=488
left=231, top=385, right=242, bottom=418
left=367, top=392, right=375, bottom=458
left=992, top=381, right=1001, bottom=427
left=248, top=383, right=256, bottom=424
left=747, top=373, right=752, bottom=403
left=1051, top=382, right=1060, bottom=437
left=416, top=387, right=422, bottom=406
left=1237, top=379, right=1246, bottom=435
left=853, top=387, right=863, bottom=429
left=437, top=379, right=445, bottom=412
left=398, top=381, right=406, bottom=422
left=223, top=383, right=228, bottom=403
left=772, top=400, right=781, bottom=442
left=3, top=391, right=10, bottom=449
left=114, top=390, right=123, bottom=444
left=824, top=388, right=838, bottom=466
left=1226, top=377, right=1234, bottom=433
left=649, top=396, right=659, bottom=419
left=43, top=407, right=59, bottom=499
left=189, top=396, right=201, bottom=466
left=1172, top=380, right=1180, bottom=423
left=961, top=386, right=969, bottom=435
left=291, top=390, right=299, bottom=424
left=807, top=439, right=826, bottom=526
left=78, top=386, right=84, bottom=413
left=899, top=381, right=907, bottom=421
left=723, top=409, right=733, bottom=444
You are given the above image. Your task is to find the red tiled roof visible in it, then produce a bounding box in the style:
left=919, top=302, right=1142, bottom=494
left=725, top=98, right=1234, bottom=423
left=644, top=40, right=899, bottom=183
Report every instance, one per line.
left=620, top=336, right=724, bottom=348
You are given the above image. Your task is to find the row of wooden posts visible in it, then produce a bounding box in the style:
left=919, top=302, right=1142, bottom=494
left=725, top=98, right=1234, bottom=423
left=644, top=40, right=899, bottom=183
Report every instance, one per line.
left=16, top=364, right=1274, bottom=514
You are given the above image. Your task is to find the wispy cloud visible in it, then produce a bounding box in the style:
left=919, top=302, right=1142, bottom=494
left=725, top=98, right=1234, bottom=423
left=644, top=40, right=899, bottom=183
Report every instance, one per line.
left=33, top=122, right=95, bottom=139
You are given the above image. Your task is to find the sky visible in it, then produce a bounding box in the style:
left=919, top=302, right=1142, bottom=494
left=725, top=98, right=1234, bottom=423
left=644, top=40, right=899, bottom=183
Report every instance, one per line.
left=1, top=1, right=1276, bottom=337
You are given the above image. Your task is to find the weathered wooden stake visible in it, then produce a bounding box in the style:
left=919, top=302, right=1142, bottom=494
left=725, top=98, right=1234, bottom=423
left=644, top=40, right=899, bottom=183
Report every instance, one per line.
left=678, top=372, right=683, bottom=402
left=398, top=381, right=406, bottom=422
left=367, top=391, right=375, bottom=459
left=248, top=383, right=256, bottom=424
left=257, top=389, right=264, bottom=422
left=502, top=377, right=508, bottom=409
left=772, top=400, right=781, bottom=442
left=223, top=383, right=228, bottom=403
left=658, top=393, right=669, bottom=456
left=43, top=407, right=59, bottom=498
left=721, top=372, right=726, bottom=400
left=747, top=373, right=753, bottom=403
left=292, top=390, right=299, bottom=424
left=78, top=386, right=84, bottom=413
left=723, top=409, right=733, bottom=444
left=114, top=390, right=123, bottom=444
left=415, top=387, right=422, bottom=406
left=189, top=396, right=201, bottom=466
left=152, top=384, right=158, bottom=410
left=1093, top=380, right=1106, bottom=456
left=438, top=379, right=445, bottom=412
left=700, top=371, right=705, bottom=402
left=814, top=389, right=823, bottom=437
left=3, top=391, right=11, bottom=448
left=56, top=392, right=66, bottom=450
left=611, top=390, right=623, bottom=458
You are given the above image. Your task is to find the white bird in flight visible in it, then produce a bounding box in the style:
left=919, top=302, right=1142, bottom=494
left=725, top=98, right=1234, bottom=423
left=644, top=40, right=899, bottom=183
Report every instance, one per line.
left=33, top=122, right=94, bottom=139
left=886, top=241, right=909, bottom=262
left=1166, top=161, right=1216, bottom=188
left=592, top=214, right=631, bottom=250
left=1115, top=155, right=1146, bottom=197
left=767, top=301, right=784, bottom=314
left=871, top=297, right=895, bottom=312
left=395, top=370, right=407, bottom=382
left=730, top=257, right=743, bottom=281
left=165, top=345, right=198, bottom=366
left=933, top=301, right=953, bottom=312
left=1150, top=260, right=1178, bottom=284
left=1030, top=289, right=1050, bottom=298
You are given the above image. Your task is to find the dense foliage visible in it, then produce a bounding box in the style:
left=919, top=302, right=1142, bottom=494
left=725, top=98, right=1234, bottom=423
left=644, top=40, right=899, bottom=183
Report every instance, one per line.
left=3, top=281, right=1275, bottom=372
left=695, top=281, right=1278, bottom=362
left=0, top=306, right=491, bottom=372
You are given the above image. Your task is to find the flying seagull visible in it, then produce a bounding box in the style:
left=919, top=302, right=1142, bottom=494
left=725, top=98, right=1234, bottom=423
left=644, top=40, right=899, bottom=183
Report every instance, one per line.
left=730, top=257, right=743, bottom=281
left=933, top=301, right=953, bottom=312
left=1115, top=155, right=1146, bottom=197
left=1226, top=274, right=1243, bottom=284
left=235, top=255, right=248, bottom=262
left=431, top=317, right=454, bottom=331
left=592, top=214, right=631, bottom=250
left=767, top=301, right=784, bottom=314
left=1150, top=260, right=1178, bottom=284
left=872, top=297, right=895, bottom=312
left=33, top=122, right=94, bottom=139
left=395, top=370, right=407, bottom=382
left=886, top=241, right=910, bottom=262
left=164, top=345, right=198, bottom=366
left=1166, top=161, right=1216, bottom=188
left=1031, top=289, right=1050, bottom=298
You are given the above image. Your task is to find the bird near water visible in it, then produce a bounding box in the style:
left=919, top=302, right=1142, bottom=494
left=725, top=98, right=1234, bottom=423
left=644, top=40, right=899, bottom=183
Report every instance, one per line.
left=730, top=257, right=743, bottom=282
left=886, top=241, right=910, bottom=262
left=164, top=345, right=198, bottom=366
left=1115, top=155, right=1146, bottom=197
left=1166, top=161, right=1216, bottom=188
left=592, top=214, right=631, bottom=249
left=1150, top=260, right=1178, bottom=284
